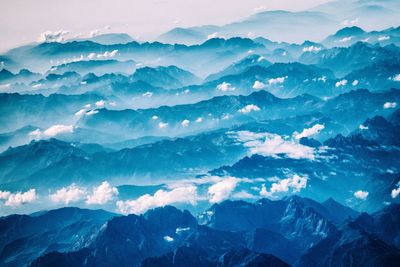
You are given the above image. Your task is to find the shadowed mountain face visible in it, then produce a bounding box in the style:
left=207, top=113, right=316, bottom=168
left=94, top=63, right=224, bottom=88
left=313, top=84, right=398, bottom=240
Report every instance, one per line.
left=0, top=200, right=396, bottom=267
left=1, top=1, right=400, bottom=266
left=0, top=207, right=116, bottom=266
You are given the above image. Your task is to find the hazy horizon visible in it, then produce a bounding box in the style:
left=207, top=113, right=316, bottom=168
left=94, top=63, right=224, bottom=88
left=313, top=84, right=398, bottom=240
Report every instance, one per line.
left=0, top=0, right=331, bottom=52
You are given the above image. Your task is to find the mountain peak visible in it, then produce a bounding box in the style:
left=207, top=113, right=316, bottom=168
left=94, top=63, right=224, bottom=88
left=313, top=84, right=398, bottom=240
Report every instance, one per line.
left=334, top=26, right=365, bottom=37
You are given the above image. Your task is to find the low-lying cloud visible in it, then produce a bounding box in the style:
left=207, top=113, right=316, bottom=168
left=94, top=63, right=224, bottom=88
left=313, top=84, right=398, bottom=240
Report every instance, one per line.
left=294, top=124, right=325, bottom=140
left=239, top=104, right=260, bottom=114
left=260, top=175, right=308, bottom=197
left=0, top=189, right=37, bottom=207
left=29, top=125, right=74, bottom=139
left=86, top=181, right=118, bottom=205
left=354, top=190, right=369, bottom=200
left=235, top=131, right=316, bottom=160
left=268, top=76, right=287, bottom=85
left=50, top=184, right=87, bottom=205
left=208, top=177, right=239, bottom=203
left=217, top=82, right=235, bottom=91
left=38, top=30, right=69, bottom=43
left=116, top=185, right=197, bottom=214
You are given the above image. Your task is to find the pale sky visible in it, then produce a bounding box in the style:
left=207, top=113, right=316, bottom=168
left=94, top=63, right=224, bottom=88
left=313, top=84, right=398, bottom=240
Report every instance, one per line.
left=0, top=0, right=331, bottom=52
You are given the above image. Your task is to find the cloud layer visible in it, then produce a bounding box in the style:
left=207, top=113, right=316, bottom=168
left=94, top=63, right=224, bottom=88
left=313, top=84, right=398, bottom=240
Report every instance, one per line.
left=86, top=181, right=119, bottom=205
left=116, top=185, right=197, bottom=214
left=0, top=189, right=37, bottom=207
left=235, top=131, right=316, bottom=160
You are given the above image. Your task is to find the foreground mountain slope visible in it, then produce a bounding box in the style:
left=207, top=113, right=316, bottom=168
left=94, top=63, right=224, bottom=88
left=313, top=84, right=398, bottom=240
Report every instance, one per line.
left=0, top=207, right=116, bottom=266
left=0, top=201, right=395, bottom=267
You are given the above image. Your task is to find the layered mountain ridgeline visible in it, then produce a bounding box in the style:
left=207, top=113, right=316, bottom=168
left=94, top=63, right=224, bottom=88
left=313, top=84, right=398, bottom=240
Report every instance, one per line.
left=0, top=93, right=104, bottom=132
left=211, top=109, right=400, bottom=211
left=3, top=39, right=400, bottom=108
left=158, top=0, right=400, bottom=45
left=321, top=26, right=400, bottom=48
left=76, top=89, right=400, bottom=139
left=1, top=96, right=400, bottom=214
left=4, top=37, right=266, bottom=76
left=0, top=68, right=42, bottom=84
left=131, top=66, right=201, bottom=89
left=299, top=41, right=400, bottom=77
left=0, top=207, right=116, bottom=267
left=0, top=111, right=346, bottom=190
left=0, top=197, right=398, bottom=266
left=47, top=59, right=136, bottom=76
left=2, top=25, right=400, bottom=78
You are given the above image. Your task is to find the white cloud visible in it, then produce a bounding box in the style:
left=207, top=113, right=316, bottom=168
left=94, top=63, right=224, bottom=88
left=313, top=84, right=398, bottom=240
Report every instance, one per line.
left=235, top=131, right=316, bottom=160
left=87, top=53, right=96, bottom=60
left=239, top=104, right=260, bottom=114
left=253, top=81, right=266, bottom=90
left=268, top=76, right=287, bottom=85
left=341, top=18, right=359, bottom=26
left=116, top=185, right=197, bottom=214
left=352, top=80, right=359, bottom=86
left=208, top=177, right=239, bottom=203
left=0, top=83, right=11, bottom=90
left=89, top=29, right=100, bottom=38
left=30, top=124, right=74, bottom=139
left=75, top=109, right=87, bottom=116
left=391, top=74, right=400, bottom=82
left=302, top=46, right=322, bottom=52
left=50, top=184, right=87, bottom=204
left=176, top=227, right=190, bottom=234
left=222, top=114, right=231, bottom=120
left=383, top=102, right=397, bottom=109
left=196, top=117, right=203, bottom=123
left=217, top=82, right=235, bottom=92
left=86, top=181, right=118, bottom=205
left=336, top=36, right=353, bottom=43
left=181, top=119, right=190, bottom=127
left=207, top=32, right=219, bottom=39
left=163, top=236, right=174, bottom=242
left=335, top=79, right=348, bottom=87
left=378, top=36, right=390, bottom=41
left=152, top=115, right=159, bottom=120
left=359, top=124, right=369, bottom=130
left=95, top=100, right=106, bottom=107
left=142, top=92, right=153, bottom=98
left=392, top=186, right=400, bottom=199
left=88, top=50, right=118, bottom=60
left=260, top=175, right=308, bottom=197
left=86, top=110, right=99, bottom=116
left=294, top=124, right=325, bottom=140
left=257, top=56, right=266, bottom=62
left=44, top=125, right=74, bottom=137
left=159, top=122, right=168, bottom=129
left=0, top=191, right=11, bottom=200
left=1, top=189, right=37, bottom=207
left=38, top=30, right=69, bottom=42
left=28, top=129, right=42, bottom=139
left=354, top=190, right=369, bottom=200
left=254, top=5, right=267, bottom=12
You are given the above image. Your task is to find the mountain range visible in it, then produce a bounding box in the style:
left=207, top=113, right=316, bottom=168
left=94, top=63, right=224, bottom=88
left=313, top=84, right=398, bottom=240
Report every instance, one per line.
left=1, top=1, right=400, bottom=266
